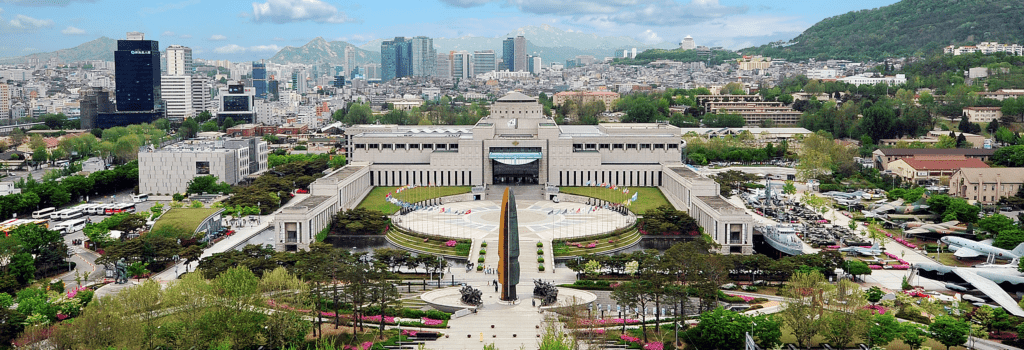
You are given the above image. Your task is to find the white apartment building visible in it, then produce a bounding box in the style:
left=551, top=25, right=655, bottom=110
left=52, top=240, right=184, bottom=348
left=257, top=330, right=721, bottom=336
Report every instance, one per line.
left=944, top=42, right=1024, bottom=56
left=0, top=84, right=10, bottom=123
left=838, top=73, right=907, bottom=86
left=162, top=75, right=193, bottom=122
left=166, top=45, right=193, bottom=76
left=434, top=54, right=451, bottom=80
left=192, top=76, right=213, bottom=114
left=680, top=36, right=696, bottom=50
left=963, top=107, right=1002, bottom=123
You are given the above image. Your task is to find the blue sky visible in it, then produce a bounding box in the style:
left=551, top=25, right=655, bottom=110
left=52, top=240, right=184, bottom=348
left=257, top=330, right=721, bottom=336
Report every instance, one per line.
left=0, top=0, right=902, bottom=60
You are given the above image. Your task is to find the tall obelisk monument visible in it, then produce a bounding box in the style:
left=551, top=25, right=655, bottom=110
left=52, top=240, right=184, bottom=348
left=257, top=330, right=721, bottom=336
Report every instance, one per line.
left=497, top=187, right=521, bottom=301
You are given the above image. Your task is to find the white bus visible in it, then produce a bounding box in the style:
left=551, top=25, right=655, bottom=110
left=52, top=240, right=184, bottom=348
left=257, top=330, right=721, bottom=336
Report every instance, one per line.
left=131, top=193, right=149, bottom=203
left=32, top=207, right=56, bottom=219
left=85, top=204, right=108, bottom=215
left=105, top=203, right=136, bottom=215
left=52, top=219, right=87, bottom=235
left=56, top=208, right=85, bottom=221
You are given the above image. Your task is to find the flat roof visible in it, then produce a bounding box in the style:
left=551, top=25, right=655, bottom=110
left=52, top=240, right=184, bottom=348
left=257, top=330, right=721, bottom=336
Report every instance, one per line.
left=294, top=195, right=332, bottom=209
left=325, top=163, right=366, bottom=181
left=669, top=166, right=701, bottom=179
left=698, top=195, right=734, bottom=209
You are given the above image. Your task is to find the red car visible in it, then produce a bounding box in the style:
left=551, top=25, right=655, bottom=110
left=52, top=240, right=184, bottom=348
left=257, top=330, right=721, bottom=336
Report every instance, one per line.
left=296, top=189, right=309, bottom=194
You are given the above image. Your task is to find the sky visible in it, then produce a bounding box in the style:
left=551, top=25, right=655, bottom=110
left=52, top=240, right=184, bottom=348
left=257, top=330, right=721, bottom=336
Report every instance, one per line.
left=0, top=0, right=903, bottom=60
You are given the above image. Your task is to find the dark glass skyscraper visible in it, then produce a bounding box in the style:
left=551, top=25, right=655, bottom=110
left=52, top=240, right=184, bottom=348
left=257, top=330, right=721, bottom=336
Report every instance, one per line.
left=381, top=37, right=412, bottom=81
left=252, top=62, right=267, bottom=99
left=99, top=32, right=162, bottom=129
left=114, top=32, right=160, bottom=112
left=502, top=37, right=514, bottom=71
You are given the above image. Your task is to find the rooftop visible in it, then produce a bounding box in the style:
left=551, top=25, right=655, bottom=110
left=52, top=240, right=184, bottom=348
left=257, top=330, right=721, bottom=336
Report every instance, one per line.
left=324, top=163, right=366, bottom=181
left=898, top=157, right=989, bottom=170
left=876, top=148, right=995, bottom=157
left=953, top=167, right=1024, bottom=184
left=293, top=195, right=332, bottom=209
left=698, top=195, right=735, bottom=210
left=669, top=166, right=701, bottom=179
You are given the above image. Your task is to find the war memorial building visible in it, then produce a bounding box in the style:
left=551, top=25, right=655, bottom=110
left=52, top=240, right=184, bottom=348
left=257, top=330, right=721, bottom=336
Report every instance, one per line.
left=274, top=92, right=755, bottom=254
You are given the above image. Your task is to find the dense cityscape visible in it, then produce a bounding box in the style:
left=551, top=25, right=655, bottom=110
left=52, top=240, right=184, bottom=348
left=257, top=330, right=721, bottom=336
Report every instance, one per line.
left=2, top=0, right=1024, bottom=349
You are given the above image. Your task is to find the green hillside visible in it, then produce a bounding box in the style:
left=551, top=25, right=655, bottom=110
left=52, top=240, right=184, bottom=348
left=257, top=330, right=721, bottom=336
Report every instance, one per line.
left=741, top=0, right=1024, bottom=61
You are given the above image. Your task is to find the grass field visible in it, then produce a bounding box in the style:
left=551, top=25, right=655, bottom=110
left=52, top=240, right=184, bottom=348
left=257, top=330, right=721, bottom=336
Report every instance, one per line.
left=552, top=229, right=641, bottom=257
left=152, top=208, right=220, bottom=233
left=558, top=187, right=670, bottom=215
left=357, top=186, right=472, bottom=215
left=385, top=229, right=470, bottom=257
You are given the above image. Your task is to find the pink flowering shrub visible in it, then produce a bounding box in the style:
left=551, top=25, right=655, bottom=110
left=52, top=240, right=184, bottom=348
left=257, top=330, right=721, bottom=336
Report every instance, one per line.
left=587, top=243, right=597, bottom=248
left=65, top=286, right=88, bottom=299
left=445, top=240, right=457, bottom=247
left=402, top=329, right=418, bottom=337
left=644, top=342, right=664, bottom=350
left=343, top=341, right=374, bottom=350
left=56, top=313, right=69, bottom=320
left=728, top=294, right=755, bottom=302
left=863, top=305, right=887, bottom=315
left=422, top=317, right=444, bottom=326
left=620, top=334, right=641, bottom=343
left=869, top=265, right=883, bottom=269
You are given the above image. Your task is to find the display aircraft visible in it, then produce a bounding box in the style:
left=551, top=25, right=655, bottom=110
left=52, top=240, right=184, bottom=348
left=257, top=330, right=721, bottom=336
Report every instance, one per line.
left=914, top=263, right=1024, bottom=317
left=904, top=221, right=967, bottom=235
left=838, top=242, right=882, bottom=256
left=863, top=198, right=930, bottom=218
left=939, top=236, right=1024, bottom=261
left=824, top=191, right=865, bottom=200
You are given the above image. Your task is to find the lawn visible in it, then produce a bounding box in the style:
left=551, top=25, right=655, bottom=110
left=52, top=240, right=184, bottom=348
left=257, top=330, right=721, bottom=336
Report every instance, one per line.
left=385, top=228, right=470, bottom=257
left=357, top=186, right=472, bottom=215
left=152, top=208, right=220, bottom=233
left=558, top=187, right=670, bottom=215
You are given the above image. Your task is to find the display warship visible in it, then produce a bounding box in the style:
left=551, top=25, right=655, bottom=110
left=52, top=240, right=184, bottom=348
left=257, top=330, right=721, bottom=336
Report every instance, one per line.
left=759, top=224, right=805, bottom=256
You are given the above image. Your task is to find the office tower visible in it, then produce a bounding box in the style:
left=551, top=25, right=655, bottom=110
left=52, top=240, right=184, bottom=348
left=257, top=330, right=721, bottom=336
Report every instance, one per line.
left=451, top=51, right=471, bottom=80
left=217, top=83, right=255, bottom=123
left=531, top=56, right=542, bottom=74
left=252, top=62, right=267, bottom=99
left=165, top=45, right=192, bottom=76
left=473, top=50, right=496, bottom=75
left=344, top=45, right=356, bottom=78
left=435, top=53, right=451, bottom=80
left=99, top=32, right=162, bottom=128
left=191, top=76, right=212, bottom=114
left=363, top=63, right=380, bottom=81
left=333, top=76, right=345, bottom=88
left=513, top=36, right=527, bottom=72
left=411, top=36, right=436, bottom=78
left=115, top=32, right=161, bottom=112
left=680, top=35, right=696, bottom=50
left=502, top=37, right=514, bottom=71
left=161, top=75, right=192, bottom=122
left=79, top=87, right=115, bottom=130
left=381, top=37, right=412, bottom=81
left=267, top=80, right=279, bottom=101
left=0, top=84, right=9, bottom=123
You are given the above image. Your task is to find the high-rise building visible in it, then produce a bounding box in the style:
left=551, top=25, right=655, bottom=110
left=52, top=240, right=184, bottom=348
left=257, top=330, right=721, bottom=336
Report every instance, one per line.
left=0, top=84, right=9, bottom=123
left=473, top=50, right=496, bottom=77
left=79, top=87, right=115, bottom=130
left=161, top=75, right=192, bottom=122
left=680, top=35, right=696, bottom=50
left=411, top=36, right=436, bottom=78
left=381, top=37, right=412, bottom=81
left=191, top=76, right=212, bottom=114
left=451, top=51, right=471, bottom=80
left=267, top=80, right=280, bottom=101
left=501, top=37, right=514, bottom=71
left=218, top=83, right=255, bottom=124
left=363, top=63, right=380, bottom=81
left=531, top=56, right=542, bottom=74
left=252, top=62, right=267, bottom=99
left=115, top=32, right=161, bottom=112
left=165, top=45, right=192, bottom=76
left=513, top=36, right=527, bottom=72
left=344, top=46, right=356, bottom=78
left=435, top=53, right=451, bottom=80
left=100, top=32, right=162, bottom=128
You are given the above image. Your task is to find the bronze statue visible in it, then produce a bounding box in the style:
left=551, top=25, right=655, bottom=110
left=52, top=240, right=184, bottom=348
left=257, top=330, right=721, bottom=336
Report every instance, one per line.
left=497, top=188, right=521, bottom=302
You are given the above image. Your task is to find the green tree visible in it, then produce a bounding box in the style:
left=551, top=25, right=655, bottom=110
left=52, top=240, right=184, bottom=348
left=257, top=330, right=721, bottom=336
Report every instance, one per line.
left=780, top=271, right=832, bottom=349
left=821, top=279, right=869, bottom=348
left=928, top=315, right=969, bottom=350
left=900, top=323, right=928, bottom=350
left=865, top=286, right=884, bottom=305
left=200, top=121, right=218, bottom=132
left=344, top=103, right=373, bottom=125
left=782, top=181, right=797, bottom=195
left=843, top=260, right=872, bottom=281
left=865, top=313, right=901, bottom=348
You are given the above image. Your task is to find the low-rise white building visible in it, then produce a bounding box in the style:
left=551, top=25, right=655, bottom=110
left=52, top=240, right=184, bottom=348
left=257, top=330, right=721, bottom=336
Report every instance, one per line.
left=138, top=137, right=268, bottom=195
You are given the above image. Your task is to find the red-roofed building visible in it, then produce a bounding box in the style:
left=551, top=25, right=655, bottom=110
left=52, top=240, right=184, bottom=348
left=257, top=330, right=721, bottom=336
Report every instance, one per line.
left=887, top=156, right=990, bottom=185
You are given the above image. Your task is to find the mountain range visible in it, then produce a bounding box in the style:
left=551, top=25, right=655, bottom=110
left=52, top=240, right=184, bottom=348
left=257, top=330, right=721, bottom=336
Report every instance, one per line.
left=269, top=37, right=379, bottom=66
left=0, top=36, right=116, bottom=65
left=740, top=0, right=1024, bottom=61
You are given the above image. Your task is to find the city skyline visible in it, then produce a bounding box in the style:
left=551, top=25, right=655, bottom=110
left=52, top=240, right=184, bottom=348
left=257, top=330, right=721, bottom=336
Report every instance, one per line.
left=0, top=0, right=903, bottom=61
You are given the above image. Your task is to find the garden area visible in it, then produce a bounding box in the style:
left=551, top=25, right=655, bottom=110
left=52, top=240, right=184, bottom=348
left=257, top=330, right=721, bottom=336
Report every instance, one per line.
left=558, top=186, right=669, bottom=215
left=357, top=186, right=472, bottom=215
left=385, top=228, right=471, bottom=257
left=552, top=229, right=641, bottom=257
left=151, top=208, right=221, bottom=233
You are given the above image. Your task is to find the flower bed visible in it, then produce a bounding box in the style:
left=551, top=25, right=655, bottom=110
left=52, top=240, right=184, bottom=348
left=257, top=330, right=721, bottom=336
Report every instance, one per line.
left=886, top=232, right=918, bottom=249
left=576, top=318, right=641, bottom=326
left=863, top=305, right=887, bottom=315
left=727, top=294, right=755, bottom=302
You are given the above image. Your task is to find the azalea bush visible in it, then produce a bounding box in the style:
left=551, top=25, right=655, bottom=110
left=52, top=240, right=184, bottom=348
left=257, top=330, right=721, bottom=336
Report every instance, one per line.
left=444, top=240, right=457, bottom=247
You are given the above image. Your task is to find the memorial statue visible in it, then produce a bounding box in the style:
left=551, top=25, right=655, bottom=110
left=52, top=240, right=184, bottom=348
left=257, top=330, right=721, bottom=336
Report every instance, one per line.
left=114, top=258, right=128, bottom=284
left=459, top=285, right=482, bottom=306
left=532, top=279, right=558, bottom=306
left=497, top=188, right=521, bottom=302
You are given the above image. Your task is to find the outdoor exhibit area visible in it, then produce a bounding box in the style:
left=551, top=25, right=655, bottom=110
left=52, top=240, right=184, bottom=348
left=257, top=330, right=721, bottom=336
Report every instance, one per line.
left=392, top=199, right=635, bottom=242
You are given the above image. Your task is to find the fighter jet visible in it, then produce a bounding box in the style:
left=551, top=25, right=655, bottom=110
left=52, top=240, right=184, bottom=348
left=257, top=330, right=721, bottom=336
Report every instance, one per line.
left=914, top=263, right=1024, bottom=317
left=904, top=221, right=967, bottom=235
left=939, top=236, right=1024, bottom=261
left=838, top=242, right=882, bottom=256
left=823, top=191, right=866, bottom=200
left=862, top=198, right=930, bottom=218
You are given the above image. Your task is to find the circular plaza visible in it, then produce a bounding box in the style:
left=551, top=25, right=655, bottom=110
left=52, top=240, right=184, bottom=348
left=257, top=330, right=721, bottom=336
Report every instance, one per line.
left=390, top=199, right=635, bottom=242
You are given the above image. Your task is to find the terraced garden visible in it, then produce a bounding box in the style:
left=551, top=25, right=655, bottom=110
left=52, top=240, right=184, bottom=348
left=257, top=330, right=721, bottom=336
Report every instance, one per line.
left=553, top=228, right=642, bottom=257
left=385, top=228, right=471, bottom=257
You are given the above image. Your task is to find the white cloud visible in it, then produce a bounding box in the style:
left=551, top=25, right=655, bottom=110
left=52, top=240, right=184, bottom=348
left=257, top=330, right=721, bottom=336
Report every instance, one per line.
left=180, top=34, right=192, bottom=39
left=249, top=45, right=281, bottom=52
left=638, top=29, right=661, bottom=44
left=251, top=0, right=356, bottom=24
left=162, top=31, right=176, bottom=37
left=438, top=0, right=745, bottom=26
left=9, top=14, right=52, bottom=29
left=61, top=26, right=85, bottom=35
left=438, top=0, right=492, bottom=8
left=214, top=44, right=246, bottom=54
left=209, top=34, right=227, bottom=41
